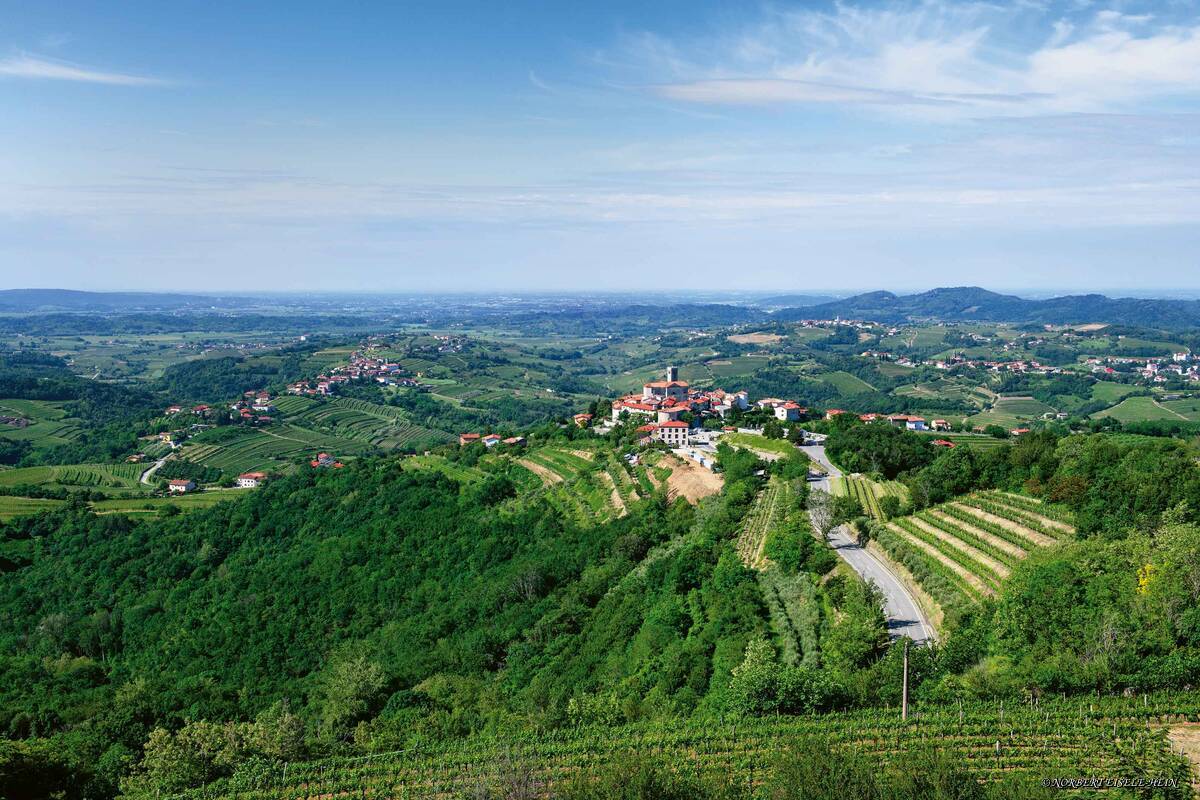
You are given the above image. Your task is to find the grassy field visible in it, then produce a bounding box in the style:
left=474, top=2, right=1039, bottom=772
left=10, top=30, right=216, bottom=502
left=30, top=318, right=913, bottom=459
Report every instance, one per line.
left=1092, top=395, right=1186, bottom=423
left=873, top=491, right=1072, bottom=616
left=1157, top=396, right=1200, bottom=421
left=182, top=697, right=1198, bottom=800
left=704, top=355, right=772, bottom=379
left=720, top=432, right=806, bottom=460
left=0, top=398, right=82, bottom=447
left=0, top=462, right=144, bottom=490
left=1090, top=380, right=1140, bottom=404
left=0, top=495, right=66, bottom=520
left=915, top=432, right=1010, bottom=451
left=815, top=370, right=875, bottom=394
left=90, top=490, right=253, bottom=515
left=967, top=396, right=1057, bottom=429
left=0, top=488, right=251, bottom=520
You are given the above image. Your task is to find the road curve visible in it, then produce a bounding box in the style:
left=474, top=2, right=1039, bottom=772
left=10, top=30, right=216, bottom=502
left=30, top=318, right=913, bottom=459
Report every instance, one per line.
left=140, top=457, right=168, bottom=485
left=799, top=443, right=936, bottom=645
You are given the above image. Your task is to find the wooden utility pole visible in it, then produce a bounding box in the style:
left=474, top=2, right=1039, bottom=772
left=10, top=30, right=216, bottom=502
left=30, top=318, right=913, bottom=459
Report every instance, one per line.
left=901, top=639, right=910, bottom=721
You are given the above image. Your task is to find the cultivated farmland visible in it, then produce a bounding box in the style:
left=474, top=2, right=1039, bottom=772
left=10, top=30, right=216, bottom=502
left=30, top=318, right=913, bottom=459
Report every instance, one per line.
left=829, top=474, right=907, bottom=520
left=177, top=696, right=1197, bottom=800
left=873, top=490, right=1073, bottom=615
left=181, top=425, right=369, bottom=475
left=0, top=462, right=144, bottom=490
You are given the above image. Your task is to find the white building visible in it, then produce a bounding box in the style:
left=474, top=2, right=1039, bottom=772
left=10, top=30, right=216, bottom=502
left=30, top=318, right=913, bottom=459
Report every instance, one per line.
left=653, top=421, right=690, bottom=446
left=237, top=472, right=267, bottom=488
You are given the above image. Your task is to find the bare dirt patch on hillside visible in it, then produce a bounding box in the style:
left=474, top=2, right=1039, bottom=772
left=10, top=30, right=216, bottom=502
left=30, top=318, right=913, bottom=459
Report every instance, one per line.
left=1166, top=724, right=1200, bottom=789
left=661, top=454, right=723, bottom=503
left=518, top=459, right=562, bottom=486
left=598, top=470, right=627, bottom=517
left=569, top=450, right=595, bottom=461
left=728, top=332, right=782, bottom=345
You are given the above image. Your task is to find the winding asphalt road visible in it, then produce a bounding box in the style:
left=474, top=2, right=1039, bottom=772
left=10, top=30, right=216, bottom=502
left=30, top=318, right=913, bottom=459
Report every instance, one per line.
left=139, top=456, right=168, bottom=485
left=799, top=443, right=936, bottom=645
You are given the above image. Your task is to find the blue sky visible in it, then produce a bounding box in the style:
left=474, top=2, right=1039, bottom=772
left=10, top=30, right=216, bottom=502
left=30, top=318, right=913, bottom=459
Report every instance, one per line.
left=1, top=0, right=1199, bottom=293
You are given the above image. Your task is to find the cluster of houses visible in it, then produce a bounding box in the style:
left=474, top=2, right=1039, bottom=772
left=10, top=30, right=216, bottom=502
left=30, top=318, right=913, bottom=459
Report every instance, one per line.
left=457, top=433, right=526, bottom=448
left=860, top=350, right=1066, bottom=375
left=164, top=470, right=269, bottom=494
left=1085, top=352, right=1198, bottom=384
left=831, top=411, right=952, bottom=432
left=287, top=346, right=430, bottom=396
left=0, top=414, right=30, bottom=428
left=310, top=452, right=345, bottom=468
left=229, top=391, right=276, bottom=425
left=165, top=403, right=214, bottom=417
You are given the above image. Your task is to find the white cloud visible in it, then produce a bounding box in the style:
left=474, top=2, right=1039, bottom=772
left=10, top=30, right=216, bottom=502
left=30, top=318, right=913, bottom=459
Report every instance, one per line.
left=0, top=54, right=166, bottom=86
left=613, top=3, right=1200, bottom=117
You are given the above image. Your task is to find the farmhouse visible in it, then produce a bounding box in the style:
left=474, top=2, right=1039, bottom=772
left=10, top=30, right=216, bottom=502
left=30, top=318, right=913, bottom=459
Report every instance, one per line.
left=236, top=472, right=267, bottom=488
left=482, top=434, right=502, bottom=448
left=459, top=433, right=482, bottom=446
left=310, top=452, right=344, bottom=468
left=573, top=413, right=593, bottom=427
left=774, top=401, right=804, bottom=422
left=167, top=479, right=195, bottom=494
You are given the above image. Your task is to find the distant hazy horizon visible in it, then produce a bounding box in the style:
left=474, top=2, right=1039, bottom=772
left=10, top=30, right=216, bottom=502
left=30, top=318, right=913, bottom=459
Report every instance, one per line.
left=9, top=286, right=1200, bottom=303
left=3, top=1, right=1199, bottom=291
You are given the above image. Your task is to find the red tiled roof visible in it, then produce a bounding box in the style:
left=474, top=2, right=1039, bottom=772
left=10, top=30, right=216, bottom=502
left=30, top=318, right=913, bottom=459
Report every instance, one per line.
left=658, top=421, right=689, bottom=428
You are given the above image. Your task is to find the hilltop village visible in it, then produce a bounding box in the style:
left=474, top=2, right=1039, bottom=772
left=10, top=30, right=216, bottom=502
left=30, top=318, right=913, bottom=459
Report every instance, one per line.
left=458, top=366, right=961, bottom=457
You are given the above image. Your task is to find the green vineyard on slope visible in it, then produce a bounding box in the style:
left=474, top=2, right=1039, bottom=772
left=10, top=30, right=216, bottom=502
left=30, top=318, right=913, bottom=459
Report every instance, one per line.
left=163, top=696, right=1198, bottom=800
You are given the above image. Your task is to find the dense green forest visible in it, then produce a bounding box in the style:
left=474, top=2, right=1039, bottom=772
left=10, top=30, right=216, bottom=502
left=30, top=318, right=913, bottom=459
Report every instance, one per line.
left=4, top=423, right=1200, bottom=797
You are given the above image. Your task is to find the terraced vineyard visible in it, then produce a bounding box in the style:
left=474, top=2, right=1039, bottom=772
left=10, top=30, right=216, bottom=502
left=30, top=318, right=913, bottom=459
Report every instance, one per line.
left=829, top=475, right=907, bottom=520
left=735, top=476, right=794, bottom=569
left=182, top=426, right=370, bottom=475
left=284, top=397, right=453, bottom=448
left=873, top=490, right=1073, bottom=614
left=0, top=462, right=144, bottom=490
left=0, top=495, right=66, bottom=520
left=0, top=398, right=83, bottom=446
left=516, top=447, right=596, bottom=484
left=917, top=432, right=1011, bottom=451
left=179, top=697, right=1197, bottom=800
left=399, top=455, right=486, bottom=484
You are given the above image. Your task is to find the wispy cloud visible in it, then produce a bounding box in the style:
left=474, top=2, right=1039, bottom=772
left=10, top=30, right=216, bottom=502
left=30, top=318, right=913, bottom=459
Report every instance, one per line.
left=609, top=3, right=1200, bottom=117
left=0, top=54, right=166, bottom=86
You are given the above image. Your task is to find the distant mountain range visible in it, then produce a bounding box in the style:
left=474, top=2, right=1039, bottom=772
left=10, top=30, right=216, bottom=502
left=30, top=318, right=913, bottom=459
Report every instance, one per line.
left=774, top=287, right=1200, bottom=329
left=5, top=286, right=1200, bottom=329
left=0, top=289, right=256, bottom=312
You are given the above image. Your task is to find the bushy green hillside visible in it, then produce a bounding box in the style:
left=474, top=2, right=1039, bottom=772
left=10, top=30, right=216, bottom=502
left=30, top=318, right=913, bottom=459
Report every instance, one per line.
left=0, top=446, right=781, bottom=797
